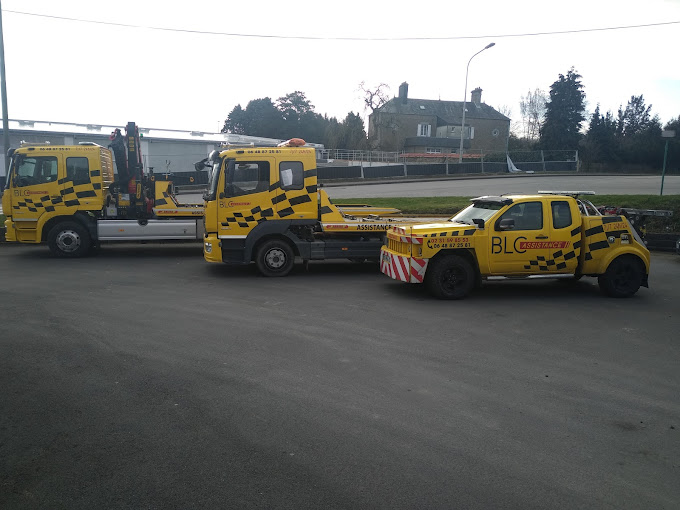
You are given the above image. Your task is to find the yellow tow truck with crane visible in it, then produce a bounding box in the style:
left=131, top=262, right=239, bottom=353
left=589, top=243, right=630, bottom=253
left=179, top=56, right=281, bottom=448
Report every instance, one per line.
left=2, top=122, right=203, bottom=256
left=380, top=191, right=652, bottom=299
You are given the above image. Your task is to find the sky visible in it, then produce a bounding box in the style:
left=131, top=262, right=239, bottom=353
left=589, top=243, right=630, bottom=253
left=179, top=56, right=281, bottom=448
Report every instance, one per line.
left=1, top=0, right=679, bottom=135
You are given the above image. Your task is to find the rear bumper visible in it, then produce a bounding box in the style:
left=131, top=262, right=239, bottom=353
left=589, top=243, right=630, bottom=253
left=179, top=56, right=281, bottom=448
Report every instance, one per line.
left=380, top=247, right=429, bottom=284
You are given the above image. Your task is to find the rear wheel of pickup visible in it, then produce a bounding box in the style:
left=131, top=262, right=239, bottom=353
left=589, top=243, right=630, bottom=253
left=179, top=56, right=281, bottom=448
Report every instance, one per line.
left=47, top=221, right=91, bottom=258
left=598, top=255, right=644, bottom=298
left=425, top=254, right=475, bottom=300
left=256, top=239, right=295, bottom=277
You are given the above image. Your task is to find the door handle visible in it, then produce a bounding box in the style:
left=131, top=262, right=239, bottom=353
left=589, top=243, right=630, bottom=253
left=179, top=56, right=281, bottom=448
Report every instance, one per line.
left=535, top=235, right=549, bottom=239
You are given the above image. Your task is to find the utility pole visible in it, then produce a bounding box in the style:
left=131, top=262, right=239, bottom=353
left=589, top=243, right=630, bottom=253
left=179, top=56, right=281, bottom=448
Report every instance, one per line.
left=660, top=130, right=675, bottom=196
left=0, top=0, right=10, bottom=175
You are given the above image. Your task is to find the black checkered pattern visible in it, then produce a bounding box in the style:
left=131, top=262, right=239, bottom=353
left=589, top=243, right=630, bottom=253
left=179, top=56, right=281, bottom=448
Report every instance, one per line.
left=221, top=168, right=317, bottom=228
left=421, top=229, right=477, bottom=237
left=523, top=225, right=583, bottom=271
left=13, top=170, right=103, bottom=214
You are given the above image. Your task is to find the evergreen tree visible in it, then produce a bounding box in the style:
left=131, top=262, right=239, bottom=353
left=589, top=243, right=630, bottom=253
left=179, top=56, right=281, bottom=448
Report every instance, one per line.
left=583, top=105, right=619, bottom=163
left=222, top=98, right=282, bottom=138
left=540, top=68, right=586, bottom=150
left=617, top=96, right=663, bottom=165
left=619, top=95, right=653, bottom=136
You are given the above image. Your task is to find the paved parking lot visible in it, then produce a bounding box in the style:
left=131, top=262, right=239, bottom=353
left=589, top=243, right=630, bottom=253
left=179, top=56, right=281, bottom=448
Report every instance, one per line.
left=1, top=244, right=679, bottom=509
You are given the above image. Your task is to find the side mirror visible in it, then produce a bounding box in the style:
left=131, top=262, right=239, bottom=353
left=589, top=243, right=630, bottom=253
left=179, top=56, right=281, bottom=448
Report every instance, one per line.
left=194, top=158, right=208, bottom=171
left=472, top=218, right=485, bottom=229
left=497, top=218, right=515, bottom=231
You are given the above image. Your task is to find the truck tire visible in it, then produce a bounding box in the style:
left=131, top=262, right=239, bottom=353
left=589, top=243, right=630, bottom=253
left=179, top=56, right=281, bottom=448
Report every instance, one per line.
left=598, top=255, right=643, bottom=298
left=47, top=221, right=91, bottom=258
left=256, top=239, right=295, bottom=277
left=425, top=254, right=475, bottom=300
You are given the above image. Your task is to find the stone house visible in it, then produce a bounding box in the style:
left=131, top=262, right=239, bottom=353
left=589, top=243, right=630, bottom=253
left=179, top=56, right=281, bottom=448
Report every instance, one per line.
left=368, top=82, right=510, bottom=155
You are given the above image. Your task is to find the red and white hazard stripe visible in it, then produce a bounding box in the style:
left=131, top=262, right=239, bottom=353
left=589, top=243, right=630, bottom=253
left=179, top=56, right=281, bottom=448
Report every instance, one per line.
left=380, top=250, right=428, bottom=283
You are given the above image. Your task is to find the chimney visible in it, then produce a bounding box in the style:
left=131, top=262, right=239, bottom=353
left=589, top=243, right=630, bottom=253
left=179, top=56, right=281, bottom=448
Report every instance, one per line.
left=398, top=82, right=409, bottom=104
left=471, top=87, right=482, bottom=105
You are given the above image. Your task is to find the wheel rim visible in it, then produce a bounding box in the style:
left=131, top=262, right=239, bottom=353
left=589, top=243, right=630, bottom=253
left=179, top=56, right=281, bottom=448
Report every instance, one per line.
left=55, top=229, right=81, bottom=253
left=264, top=248, right=287, bottom=270
left=612, top=263, right=636, bottom=293
left=441, top=266, right=466, bottom=293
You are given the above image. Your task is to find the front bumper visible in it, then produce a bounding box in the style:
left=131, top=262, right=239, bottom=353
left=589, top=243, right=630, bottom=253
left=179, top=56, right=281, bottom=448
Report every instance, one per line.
left=380, top=247, right=429, bottom=284
left=4, top=218, right=16, bottom=242
left=203, top=234, right=223, bottom=263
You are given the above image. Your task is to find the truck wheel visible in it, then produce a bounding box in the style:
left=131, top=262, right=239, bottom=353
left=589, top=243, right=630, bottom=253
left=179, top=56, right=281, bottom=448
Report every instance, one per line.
left=256, top=239, right=295, bottom=277
left=425, top=254, right=475, bottom=300
left=47, top=221, right=91, bottom=258
left=598, top=256, right=643, bottom=298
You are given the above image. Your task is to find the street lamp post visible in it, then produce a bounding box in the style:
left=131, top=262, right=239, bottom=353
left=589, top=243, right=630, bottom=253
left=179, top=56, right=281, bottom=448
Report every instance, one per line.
left=458, top=42, right=495, bottom=164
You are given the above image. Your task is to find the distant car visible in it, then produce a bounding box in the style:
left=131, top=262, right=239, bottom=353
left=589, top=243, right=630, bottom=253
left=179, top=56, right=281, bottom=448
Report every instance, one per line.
left=676, top=237, right=680, bottom=255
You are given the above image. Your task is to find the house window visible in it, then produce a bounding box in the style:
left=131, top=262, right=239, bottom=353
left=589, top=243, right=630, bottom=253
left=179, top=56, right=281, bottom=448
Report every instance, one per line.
left=426, top=148, right=442, bottom=154
left=449, top=126, right=473, bottom=139
left=417, top=123, right=431, bottom=137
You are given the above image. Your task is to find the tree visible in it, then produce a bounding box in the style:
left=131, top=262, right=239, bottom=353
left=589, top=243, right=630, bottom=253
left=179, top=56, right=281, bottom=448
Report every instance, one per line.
left=618, top=95, right=653, bottom=137
left=359, top=82, right=390, bottom=113
left=221, top=90, right=368, bottom=149
left=616, top=95, right=663, bottom=165
left=582, top=104, right=619, bottom=163
left=519, top=88, right=547, bottom=140
left=340, top=112, right=369, bottom=150
left=222, top=97, right=282, bottom=138
left=540, top=68, right=586, bottom=150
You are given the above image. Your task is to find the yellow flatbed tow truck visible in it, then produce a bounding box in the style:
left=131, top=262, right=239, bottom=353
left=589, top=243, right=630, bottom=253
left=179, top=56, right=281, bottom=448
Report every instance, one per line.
left=199, top=140, right=440, bottom=276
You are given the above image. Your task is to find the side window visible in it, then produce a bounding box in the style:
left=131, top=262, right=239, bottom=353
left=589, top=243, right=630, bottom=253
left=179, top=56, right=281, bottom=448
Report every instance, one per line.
left=551, top=200, right=572, bottom=229
left=13, top=156, right=58, bottom=187
left=497, top=201, right=543, bottom=231
left=279, top=161, right=304, bottom=191
left=67, top=157, right=90, bottom=185
left=227, top=161, right=270, bottom=197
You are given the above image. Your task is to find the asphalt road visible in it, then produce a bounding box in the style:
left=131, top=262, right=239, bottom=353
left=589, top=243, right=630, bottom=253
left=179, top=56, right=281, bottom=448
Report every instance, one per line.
left=324, top=174, right=680, bottom=198
left=1, top=244, right=679, bottom=509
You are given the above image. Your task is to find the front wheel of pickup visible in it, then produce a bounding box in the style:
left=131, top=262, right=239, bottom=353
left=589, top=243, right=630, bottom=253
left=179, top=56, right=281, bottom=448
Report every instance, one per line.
left=598, top=255, right=644, bottom=298
left=425, top=254, right=475, bottom=300
left=47, top=221, right=91, bottom=258
left=255, top=239, right=295, bottom=277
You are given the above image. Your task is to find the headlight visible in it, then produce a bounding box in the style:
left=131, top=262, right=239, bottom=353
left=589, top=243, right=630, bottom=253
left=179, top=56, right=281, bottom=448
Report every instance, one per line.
left=204, top=241, right=213, bottom=253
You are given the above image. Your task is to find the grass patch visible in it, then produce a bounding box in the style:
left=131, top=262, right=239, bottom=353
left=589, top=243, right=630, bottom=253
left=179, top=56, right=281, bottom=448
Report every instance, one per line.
left=333, top=195, right=680, bottom=232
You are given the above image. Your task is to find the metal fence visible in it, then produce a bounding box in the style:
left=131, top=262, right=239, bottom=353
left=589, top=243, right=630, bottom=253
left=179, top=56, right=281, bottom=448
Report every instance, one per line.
left=317, top=150, right=579, bottom=180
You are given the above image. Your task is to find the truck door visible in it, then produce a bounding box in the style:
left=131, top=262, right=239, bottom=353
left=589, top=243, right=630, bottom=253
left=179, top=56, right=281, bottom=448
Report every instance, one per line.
left=273, top=160, right=317, bottom=220
left=547, top=199, right=580, bottom=273
left=218, top=158, right=274, bottom=237
left=488, top=200, right=549, bottom=274
left=8, top=152, right=63, bottom=228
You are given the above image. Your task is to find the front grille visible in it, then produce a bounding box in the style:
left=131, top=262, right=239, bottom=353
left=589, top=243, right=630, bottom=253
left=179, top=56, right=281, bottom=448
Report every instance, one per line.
left=388, top=238, right=410, bottom=256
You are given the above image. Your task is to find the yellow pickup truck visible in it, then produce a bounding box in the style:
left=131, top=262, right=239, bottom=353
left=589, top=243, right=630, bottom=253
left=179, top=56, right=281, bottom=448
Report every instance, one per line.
left=380, top=191, right=651, bottom=299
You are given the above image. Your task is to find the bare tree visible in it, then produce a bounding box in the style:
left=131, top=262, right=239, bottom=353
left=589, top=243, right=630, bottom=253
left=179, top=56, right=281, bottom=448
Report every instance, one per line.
left=359, top=82, right=391, bottom=112
left=496, top=104, right=521, bottom=135
left=519, top=88, right=548, bottom=140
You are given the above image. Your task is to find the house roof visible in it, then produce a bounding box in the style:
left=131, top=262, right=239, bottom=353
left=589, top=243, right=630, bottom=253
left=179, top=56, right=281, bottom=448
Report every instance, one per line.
left=376, top=97, right=510, bottom=123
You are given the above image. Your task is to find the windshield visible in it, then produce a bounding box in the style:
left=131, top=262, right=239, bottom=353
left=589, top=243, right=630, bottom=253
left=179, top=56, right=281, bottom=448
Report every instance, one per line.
left=451, top=202, right=505, bottom=224
left=203, top=157, right=227, bottom=201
